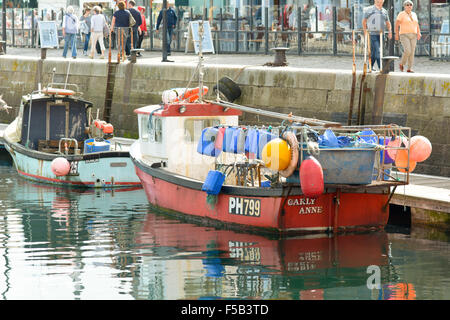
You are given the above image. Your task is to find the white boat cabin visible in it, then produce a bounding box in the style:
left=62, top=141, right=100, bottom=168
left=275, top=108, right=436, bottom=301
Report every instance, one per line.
left=135, top=103, right=242, bottom=182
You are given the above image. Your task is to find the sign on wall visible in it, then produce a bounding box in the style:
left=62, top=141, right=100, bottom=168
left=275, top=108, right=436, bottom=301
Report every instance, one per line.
left=185, top=21, right=215, bottom=54
left=38, top=21, right=59, bottom=48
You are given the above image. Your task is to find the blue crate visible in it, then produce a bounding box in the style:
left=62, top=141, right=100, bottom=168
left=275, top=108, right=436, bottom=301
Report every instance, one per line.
left=84, top=138, right=111, bottom=154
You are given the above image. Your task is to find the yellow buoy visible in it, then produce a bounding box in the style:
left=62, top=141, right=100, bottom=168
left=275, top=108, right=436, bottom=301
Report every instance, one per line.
left=261, top=138, right=291, bottom=171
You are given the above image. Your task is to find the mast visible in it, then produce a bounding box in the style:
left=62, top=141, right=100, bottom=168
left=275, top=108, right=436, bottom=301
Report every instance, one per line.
left=197, top=3, right=206, bottom=103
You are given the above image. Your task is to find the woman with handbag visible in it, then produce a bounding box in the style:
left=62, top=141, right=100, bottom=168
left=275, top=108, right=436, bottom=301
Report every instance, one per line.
left=110, top=1, right=131, bottom=60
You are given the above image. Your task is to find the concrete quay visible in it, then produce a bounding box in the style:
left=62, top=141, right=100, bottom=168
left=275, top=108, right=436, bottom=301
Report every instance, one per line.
left=4, top=47, right=450, bottom=74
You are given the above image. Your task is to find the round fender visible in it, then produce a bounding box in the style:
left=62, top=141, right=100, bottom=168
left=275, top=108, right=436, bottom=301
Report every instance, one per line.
left=409, top=135, right=432, bottom=162
left=51, top=157, right=71, bottom=177
left=299, top=156, right=324, bottom=198
left=279, top=131, right=299, bottom=178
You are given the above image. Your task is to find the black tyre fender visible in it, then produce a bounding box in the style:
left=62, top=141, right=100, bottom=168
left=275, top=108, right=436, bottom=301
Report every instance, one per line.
left=213, top=77, right=241, bottom=102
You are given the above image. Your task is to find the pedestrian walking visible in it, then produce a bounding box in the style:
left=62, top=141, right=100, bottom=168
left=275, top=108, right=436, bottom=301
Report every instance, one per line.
left=395, top=0, right=421, bottom=72
left=362, top=0, right=392, bottom=71
left=136, top=6, right=147, bottom=56
left=62, top=6, right=79, bottom=59
left=110, top=1, right=131, bottom=60
left=156, top=0, right=177, bottom=56
left=89, top=6, right=106, bottom=59
left=80, top=8, right=91, bottom=56
left=126, top=1, right=142, bottom=57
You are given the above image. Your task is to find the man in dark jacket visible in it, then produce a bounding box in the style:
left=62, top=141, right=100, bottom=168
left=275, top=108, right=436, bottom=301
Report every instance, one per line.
left=126, top=0, right=142, bottom=56
left=156, top=0, right=177, bottom=55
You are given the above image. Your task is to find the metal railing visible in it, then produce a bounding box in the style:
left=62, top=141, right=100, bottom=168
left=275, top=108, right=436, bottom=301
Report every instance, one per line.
left=1, top=5, right=449, bottom=60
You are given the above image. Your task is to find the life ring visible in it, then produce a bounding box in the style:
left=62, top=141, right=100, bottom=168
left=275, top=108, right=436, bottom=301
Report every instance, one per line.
left=175, top=86, right=209, bottom=103
left=279, top=131, right=299, bottom=178
left=42, top=87, right=75, bottom=96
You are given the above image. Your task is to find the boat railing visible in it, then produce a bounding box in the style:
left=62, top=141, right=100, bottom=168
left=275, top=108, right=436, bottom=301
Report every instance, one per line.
left=44, top=82, right=81, bottom=96
left=293, top=124, right=412, bottom=186
left=58, top=138, right=80, bottom=155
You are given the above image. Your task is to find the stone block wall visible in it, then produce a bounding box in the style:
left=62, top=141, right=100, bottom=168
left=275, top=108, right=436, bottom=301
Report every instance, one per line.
left=0, top=56, right=448, bottom=176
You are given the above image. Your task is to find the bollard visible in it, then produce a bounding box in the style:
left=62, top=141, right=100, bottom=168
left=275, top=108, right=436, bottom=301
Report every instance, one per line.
left=41, top=48, right=47, bottom=59
left=264, top=47, right=289, bottom=66
left=0, top=40, right=5, bottom=55
left=381, top=56, right=398, bottom=74
left=129, top=48, right=144, bottom=63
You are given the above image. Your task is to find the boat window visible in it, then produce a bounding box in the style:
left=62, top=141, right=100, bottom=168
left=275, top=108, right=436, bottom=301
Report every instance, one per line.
left=184, top=119, right=220, bottom=142
left=154, top=118, right=163, bottom=143
left=146, top=116, right=163, bottom=143
left=140, top=115, right=149, bottom=142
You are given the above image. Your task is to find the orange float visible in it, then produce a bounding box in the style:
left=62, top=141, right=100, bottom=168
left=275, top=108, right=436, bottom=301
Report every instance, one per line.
left=174, top=87, right=209, bottom=103
left=42, top=87, right=75, bottom=96
left=395, top=150, right=417, bottom=173
left=102, top=123, right=114, bottom=134
left=409, top=135, right=432, bottom=162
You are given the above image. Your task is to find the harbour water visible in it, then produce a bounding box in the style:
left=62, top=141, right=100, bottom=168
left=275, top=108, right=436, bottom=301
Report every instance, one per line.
left=0, top=152, right=448, bottom=300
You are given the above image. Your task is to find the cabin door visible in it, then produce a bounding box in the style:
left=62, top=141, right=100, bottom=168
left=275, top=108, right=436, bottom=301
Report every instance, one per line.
left=46, top=101, right=69, bottom=141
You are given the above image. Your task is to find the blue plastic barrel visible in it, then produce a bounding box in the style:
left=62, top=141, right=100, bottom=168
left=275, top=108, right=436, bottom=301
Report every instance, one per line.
left=223, top=127, right=246, bottom=153
left=257, top=131, right=277, bottom=159
left=197, top=127, right=222, bottom=157
left=202, top=170, right=226, bottom=195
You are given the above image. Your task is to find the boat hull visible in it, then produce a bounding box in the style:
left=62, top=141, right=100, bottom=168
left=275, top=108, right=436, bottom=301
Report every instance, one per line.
left=133, top=158, right=390, bottom=235
left=5, top=141, right=141, bottom=188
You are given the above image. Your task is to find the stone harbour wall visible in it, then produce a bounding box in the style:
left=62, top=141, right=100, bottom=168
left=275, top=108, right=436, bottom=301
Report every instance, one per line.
left=0, top=56, right=448, bottom=176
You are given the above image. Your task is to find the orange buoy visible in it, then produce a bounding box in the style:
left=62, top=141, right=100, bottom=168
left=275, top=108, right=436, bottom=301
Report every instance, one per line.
left=95, top=120, right=107, bottom=129
left=42, top=87, right=75, bottom=96
left=102, top=123, right=114, bottom=134
left=395, top=150, right=417, bottom=173
left=261, top=138, right=291, bottom=171
left=299, top=156, right=324, bottom=198
left=409, top=135, right=432, bottom=162
left=174, top=87, right=209, bottom=103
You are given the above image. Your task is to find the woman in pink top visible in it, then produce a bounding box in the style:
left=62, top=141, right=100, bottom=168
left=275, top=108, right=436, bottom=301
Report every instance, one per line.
left=395, top=0, right=421, bottom=72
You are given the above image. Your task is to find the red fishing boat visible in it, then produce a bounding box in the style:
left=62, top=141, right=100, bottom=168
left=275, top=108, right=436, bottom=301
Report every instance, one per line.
left=129, top=97, right=414, bottom=235
left=129, top=24, right=414, bottom=236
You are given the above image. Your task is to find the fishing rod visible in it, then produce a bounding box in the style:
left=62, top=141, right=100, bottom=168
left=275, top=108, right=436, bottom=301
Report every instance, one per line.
left=357, top=31, right=368, bottom=125
left=348, top=29, right=356, bottom=126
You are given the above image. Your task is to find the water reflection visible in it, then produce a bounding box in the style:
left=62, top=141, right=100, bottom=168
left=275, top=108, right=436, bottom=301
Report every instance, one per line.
left=0, top=157, right=448, bottom=299
left=135, top=212, right=395, bottom=299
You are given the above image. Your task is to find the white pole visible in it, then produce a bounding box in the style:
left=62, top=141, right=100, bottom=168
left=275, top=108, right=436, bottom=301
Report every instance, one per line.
left=380, top=31, right=383, bottom=71
left=364, top=32, right=367, bottom=69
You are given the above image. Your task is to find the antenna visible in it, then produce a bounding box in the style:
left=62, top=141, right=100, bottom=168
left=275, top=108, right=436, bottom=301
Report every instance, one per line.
left=51, top=67, right=56, bottom=86
left=64, top=62, right=71, bottom=89
left=197, top=0, right=206, bottom=103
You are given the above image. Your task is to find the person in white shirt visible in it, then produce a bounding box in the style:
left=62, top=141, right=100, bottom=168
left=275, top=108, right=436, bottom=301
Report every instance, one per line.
left=89, top=6, right=106, bottom=59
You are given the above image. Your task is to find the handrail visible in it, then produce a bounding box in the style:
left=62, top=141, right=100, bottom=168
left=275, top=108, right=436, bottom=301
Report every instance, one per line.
left=58, top=138, right=79, bottom=155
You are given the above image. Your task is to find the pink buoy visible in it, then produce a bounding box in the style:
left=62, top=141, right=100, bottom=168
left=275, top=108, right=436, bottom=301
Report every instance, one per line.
left=387, top=136, right=408, bottom=160
left=51, top=157, right=70, bottom=176
left=409, top=135, right=432, bottom=162
left=299, top=156, right=324, bottom=198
